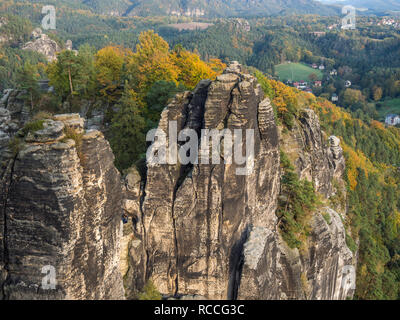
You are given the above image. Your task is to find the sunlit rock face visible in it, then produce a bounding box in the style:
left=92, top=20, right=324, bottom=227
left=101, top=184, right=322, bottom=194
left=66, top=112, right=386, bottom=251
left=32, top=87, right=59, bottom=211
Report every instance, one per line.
left=0, top=114, right=124, bottom=300
left=125, top=63, right=356, bottom=300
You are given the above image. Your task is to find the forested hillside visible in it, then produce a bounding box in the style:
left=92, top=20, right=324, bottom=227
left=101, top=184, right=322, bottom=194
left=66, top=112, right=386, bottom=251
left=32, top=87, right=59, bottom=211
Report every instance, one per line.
left=161, top=15, right=400, bottom=121
left=39, top=0, right=338, bottom=17
left=320, top=0, right=400, bottom=13
left=255, top=71, right=400, bottom=299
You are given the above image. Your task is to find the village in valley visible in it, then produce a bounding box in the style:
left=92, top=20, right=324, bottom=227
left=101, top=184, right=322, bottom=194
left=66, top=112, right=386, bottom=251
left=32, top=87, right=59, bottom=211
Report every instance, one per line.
left=281, top=61, right=350, bottom=103
left=270, top=14, right=400, bottom=128
left=279, top=60, right=400, bottom=127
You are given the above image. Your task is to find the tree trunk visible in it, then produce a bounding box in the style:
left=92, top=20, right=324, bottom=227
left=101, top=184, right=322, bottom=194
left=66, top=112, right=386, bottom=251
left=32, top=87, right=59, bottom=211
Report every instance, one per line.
left=30, top=91, right=33, bottom=112
left=68, top=66, right=74, bottom=95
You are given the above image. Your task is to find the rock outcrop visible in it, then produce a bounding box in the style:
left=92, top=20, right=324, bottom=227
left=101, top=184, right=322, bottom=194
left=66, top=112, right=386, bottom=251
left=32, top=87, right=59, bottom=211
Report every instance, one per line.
left=0, top=90, right=30, bottom=125
left=124, top=62, right=356, bottom=300
left=237, top=207, right=353, bottom=300
left=280, top=109, right=346, bottom=198
left=22, top=29, right=60, bottom=62
left=0, top=62, right=355, bottom=300
left=0, top=114, right=125, bottom=299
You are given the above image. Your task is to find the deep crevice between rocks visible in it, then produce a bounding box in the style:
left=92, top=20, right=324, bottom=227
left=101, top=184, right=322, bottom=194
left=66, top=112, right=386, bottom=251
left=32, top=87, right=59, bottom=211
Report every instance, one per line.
left=169, top=82, right=210, bottom=297
left=227, top=226, right=250, bottom=300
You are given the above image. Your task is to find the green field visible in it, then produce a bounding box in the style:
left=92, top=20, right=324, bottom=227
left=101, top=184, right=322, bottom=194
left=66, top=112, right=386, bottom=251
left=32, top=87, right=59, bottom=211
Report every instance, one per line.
left=376, top=98, right=400, bottom=120
left=275, top=63, right=323, bottom=82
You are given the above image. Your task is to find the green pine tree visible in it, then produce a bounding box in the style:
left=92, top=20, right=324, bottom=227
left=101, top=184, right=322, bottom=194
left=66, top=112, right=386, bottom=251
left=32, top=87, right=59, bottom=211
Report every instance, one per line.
left=110, top=83, right=146, bottom=171
left=16, top=62, right=40, bottom=111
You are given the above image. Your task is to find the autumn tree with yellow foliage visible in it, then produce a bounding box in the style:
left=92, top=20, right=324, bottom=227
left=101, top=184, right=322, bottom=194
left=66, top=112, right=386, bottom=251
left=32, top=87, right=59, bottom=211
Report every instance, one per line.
left=127, top=30, right=225, bottom=101
left=268, top=79, right=298, bottom=129
left=127, top=30, right=178, bottom=101
left=171, top=44, right=224, bottom=89
left=95, top=46, right=132, bottom=101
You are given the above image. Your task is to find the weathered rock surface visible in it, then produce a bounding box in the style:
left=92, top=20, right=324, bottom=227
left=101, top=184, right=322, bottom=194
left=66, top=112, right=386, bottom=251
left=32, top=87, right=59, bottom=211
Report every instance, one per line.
left=0, top=63, right=355, bottom=300
left=22, top=29, right=60, bottom=62
left=0, top=114, right=125, bottom=299
left=0, top=89, right=30, bottom=126
left=126, top=63, right=356, bottom=300
left=280, top=108, right=345, bottom=198
left=238, top=207, right=353, bottom=300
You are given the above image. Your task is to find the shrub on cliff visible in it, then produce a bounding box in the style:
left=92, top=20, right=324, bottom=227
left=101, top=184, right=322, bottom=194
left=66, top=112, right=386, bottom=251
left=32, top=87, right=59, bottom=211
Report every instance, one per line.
left=277, top=151, right=318, bottom=249
left=21, top=119, right=45, bottom=135
left=138, top=281, right=162, bottom=300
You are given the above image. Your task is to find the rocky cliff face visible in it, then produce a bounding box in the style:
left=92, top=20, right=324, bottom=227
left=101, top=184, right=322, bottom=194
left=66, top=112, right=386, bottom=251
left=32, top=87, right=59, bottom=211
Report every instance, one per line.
left=0, top=111, right=125, bottom=299
left=124, top=62, right=356, bottom=300
left=280, top=108, right=346, bottom=198
left=22, top=29, right=60, bottom=62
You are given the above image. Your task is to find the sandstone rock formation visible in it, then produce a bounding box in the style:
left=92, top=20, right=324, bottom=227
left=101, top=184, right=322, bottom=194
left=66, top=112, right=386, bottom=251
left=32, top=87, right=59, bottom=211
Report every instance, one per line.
left=279, top=108, right=346, bottom=198
left=124, top=62, right=356, bottom=300
left=237, top=207, right=353, bottom=300
left=22, top=29, right=60, bottom=62
left=0, top=89, right=30, bottom=125
left=0, top=113, right=125, bottom=299
left=0, top=63, right=355, bottom=300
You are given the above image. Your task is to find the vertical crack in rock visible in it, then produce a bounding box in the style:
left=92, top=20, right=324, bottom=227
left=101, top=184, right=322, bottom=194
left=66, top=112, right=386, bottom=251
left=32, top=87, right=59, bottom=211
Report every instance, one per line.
left=171, top=174, right=182, bottom=296
left=227, top=227, right=249, bottom=300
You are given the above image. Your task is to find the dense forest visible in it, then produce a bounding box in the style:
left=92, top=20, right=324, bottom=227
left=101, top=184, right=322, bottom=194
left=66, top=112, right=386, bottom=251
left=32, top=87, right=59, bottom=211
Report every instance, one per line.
left=7, top=28, right=225, bottom=171
left=2, top=5, right=400, bottom=121
left=2, top=0, right=339, bottom=17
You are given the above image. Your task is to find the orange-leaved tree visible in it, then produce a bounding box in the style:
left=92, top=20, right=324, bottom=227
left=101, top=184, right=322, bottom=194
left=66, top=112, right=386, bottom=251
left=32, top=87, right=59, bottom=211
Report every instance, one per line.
left=172, top=45, right=226, bottom=89
left=128, top=30, right=178, bottom=100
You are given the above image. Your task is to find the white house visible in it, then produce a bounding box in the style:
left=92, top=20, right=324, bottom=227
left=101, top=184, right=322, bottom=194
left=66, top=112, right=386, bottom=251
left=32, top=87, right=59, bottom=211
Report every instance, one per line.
left=332, top=94, right=339, bottom=102
left=385, top=114, right=400, bottom=126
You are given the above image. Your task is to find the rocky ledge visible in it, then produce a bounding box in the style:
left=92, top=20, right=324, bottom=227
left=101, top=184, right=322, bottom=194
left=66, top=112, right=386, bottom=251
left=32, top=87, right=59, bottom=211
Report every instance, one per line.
left=0, top=114, right=124, bottom=299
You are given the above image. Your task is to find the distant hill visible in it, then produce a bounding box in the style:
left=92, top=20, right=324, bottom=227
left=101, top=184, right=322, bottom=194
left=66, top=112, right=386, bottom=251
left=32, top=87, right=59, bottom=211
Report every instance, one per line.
left=82, top=0, right=132, bottom=16
left=317, top=0, right=400, bottom=13
left=79, top=0, right=339, bottom=17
